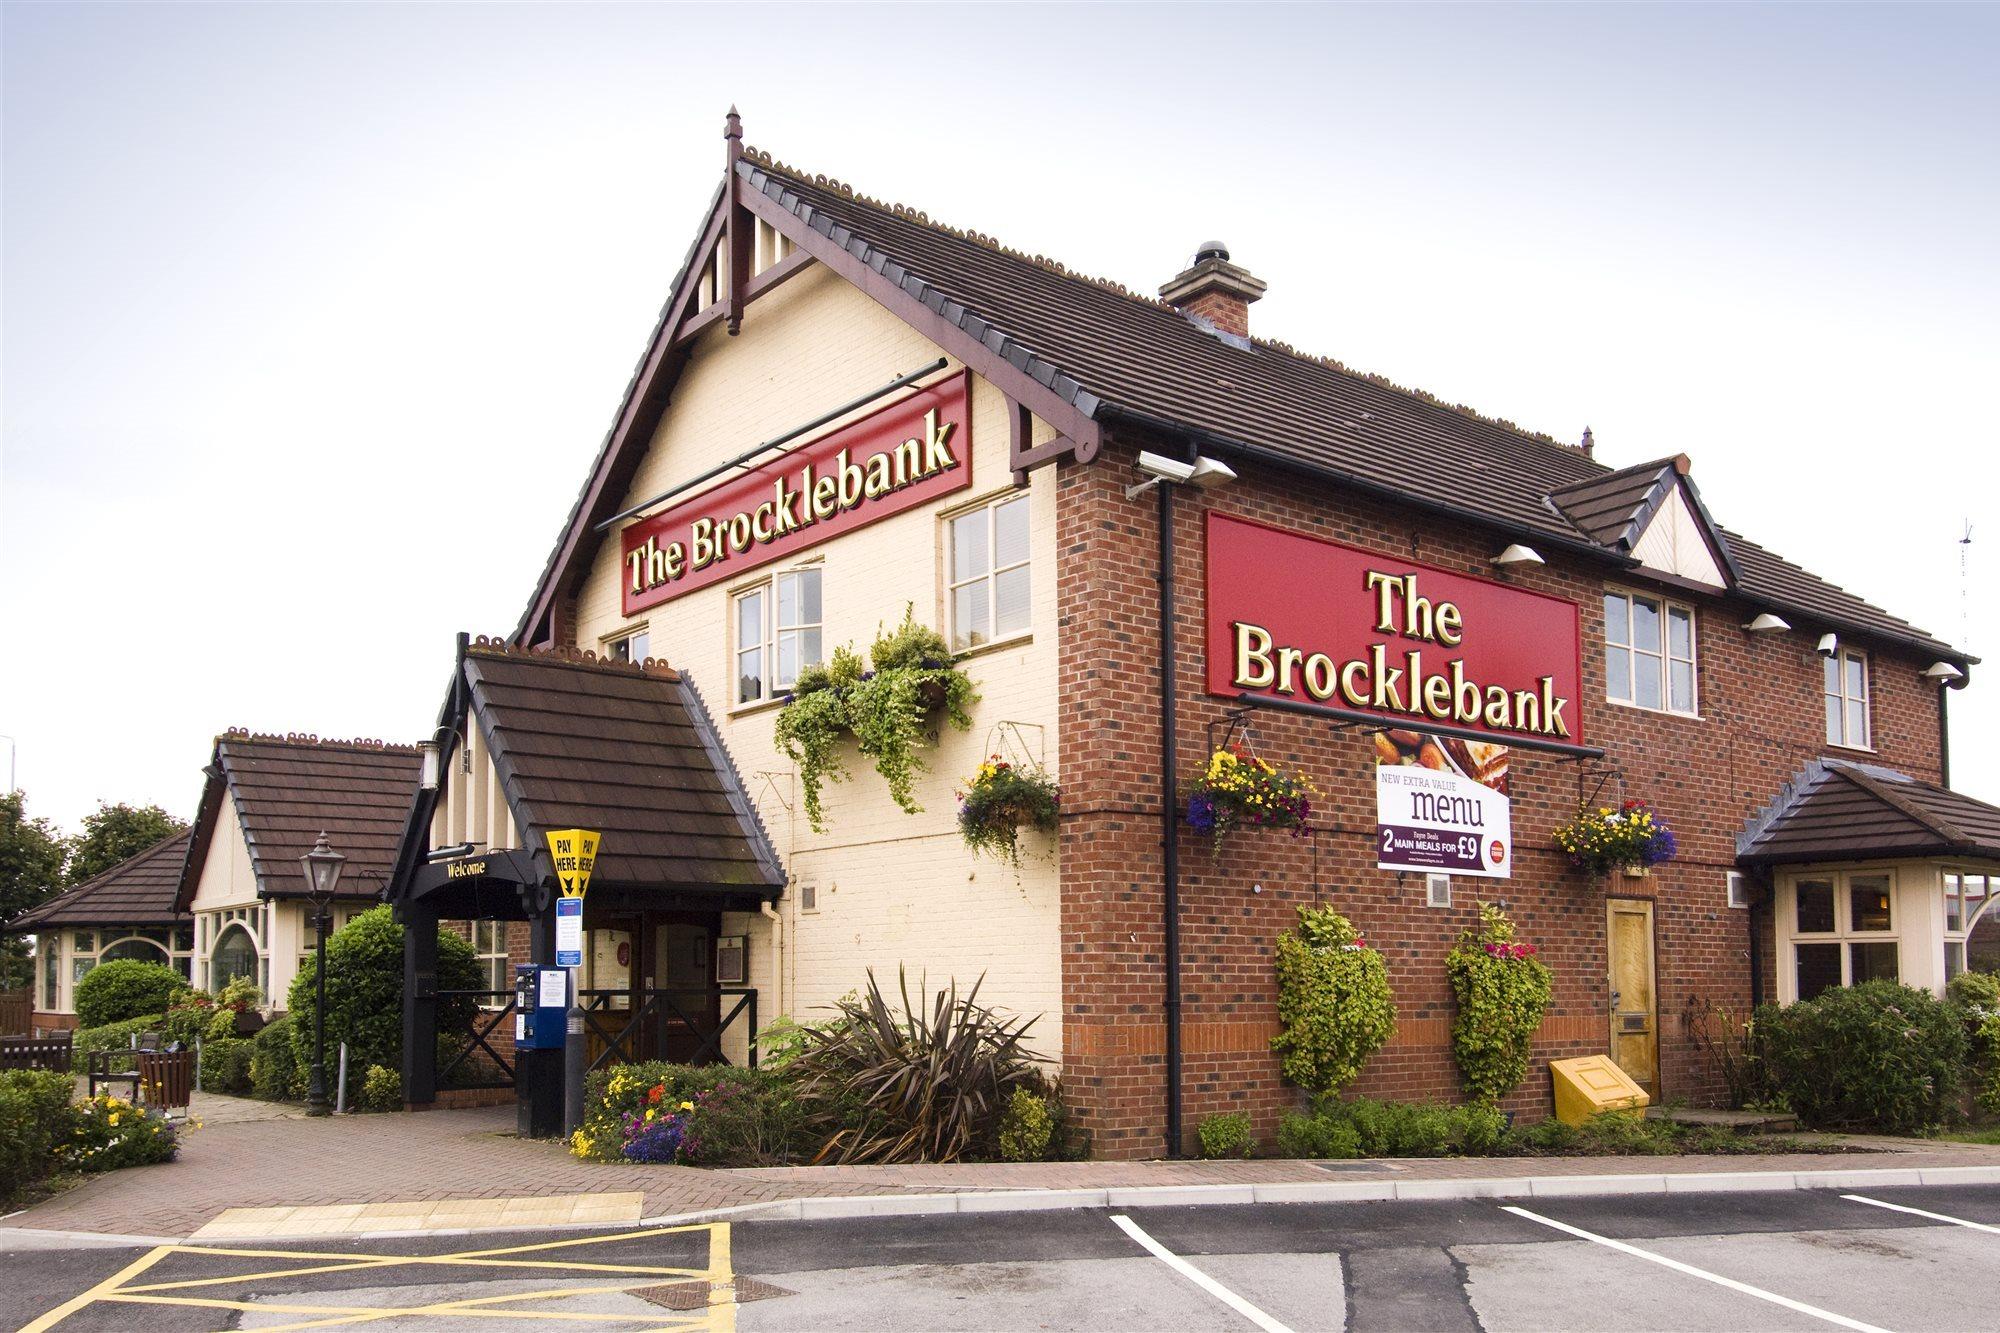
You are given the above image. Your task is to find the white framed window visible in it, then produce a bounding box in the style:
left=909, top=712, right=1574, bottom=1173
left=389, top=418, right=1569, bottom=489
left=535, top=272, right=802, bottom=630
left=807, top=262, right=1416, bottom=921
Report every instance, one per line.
left=472, top=920, right=511, bottom=1003
left=1824, top=648, right=1870, bottom=749
left=947, top=493, right=1032, bottom=652
left=734, top=567, right=821, bottom=706
left=1604, top=590, right=1696, bottom=715
left=605, top=626, right=650, bottom=664
left=1784, top=869, right=1898, bottom=1002
left=1945, top=870, right=1996, bottom=981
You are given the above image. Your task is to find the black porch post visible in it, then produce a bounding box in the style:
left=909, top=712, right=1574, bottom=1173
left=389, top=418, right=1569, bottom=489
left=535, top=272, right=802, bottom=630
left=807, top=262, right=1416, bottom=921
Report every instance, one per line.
left=401, top=904, right=439, bottom=1108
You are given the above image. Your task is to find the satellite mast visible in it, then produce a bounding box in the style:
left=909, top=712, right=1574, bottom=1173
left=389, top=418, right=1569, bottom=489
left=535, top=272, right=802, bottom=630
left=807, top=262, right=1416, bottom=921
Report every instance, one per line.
left=1961, top=519, right=1975, bottom=652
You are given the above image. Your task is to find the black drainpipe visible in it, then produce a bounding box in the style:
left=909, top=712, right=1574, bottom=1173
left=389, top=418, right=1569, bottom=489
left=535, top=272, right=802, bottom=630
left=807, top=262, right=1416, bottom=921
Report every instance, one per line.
left=1746, top=874, right=1764, bottom=1010
left=1159, top=478, right=1184, bottom=1159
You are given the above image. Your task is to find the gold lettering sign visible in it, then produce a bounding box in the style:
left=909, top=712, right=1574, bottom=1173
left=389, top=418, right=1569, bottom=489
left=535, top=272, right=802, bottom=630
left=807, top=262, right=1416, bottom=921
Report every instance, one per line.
left=445, top=859, right=487, bottom=880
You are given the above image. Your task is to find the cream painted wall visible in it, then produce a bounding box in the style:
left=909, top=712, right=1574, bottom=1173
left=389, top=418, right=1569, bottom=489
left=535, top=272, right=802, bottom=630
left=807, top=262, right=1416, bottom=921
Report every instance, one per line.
left=568, top=264, right=1067, bottom=1057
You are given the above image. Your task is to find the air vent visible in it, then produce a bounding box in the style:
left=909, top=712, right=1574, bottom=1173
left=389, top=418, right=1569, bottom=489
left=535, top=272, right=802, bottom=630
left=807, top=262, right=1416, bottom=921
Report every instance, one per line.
left=1727, top=872, right=1750, bottom=910
left=1426, top=874, right=1452, bottom=909
left=799, top=883, right=818, bottom=913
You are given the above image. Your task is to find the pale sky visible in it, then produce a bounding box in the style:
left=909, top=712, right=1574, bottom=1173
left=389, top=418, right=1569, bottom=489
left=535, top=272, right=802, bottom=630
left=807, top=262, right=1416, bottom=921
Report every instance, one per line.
left=2, top=2, right=1994, bottom=836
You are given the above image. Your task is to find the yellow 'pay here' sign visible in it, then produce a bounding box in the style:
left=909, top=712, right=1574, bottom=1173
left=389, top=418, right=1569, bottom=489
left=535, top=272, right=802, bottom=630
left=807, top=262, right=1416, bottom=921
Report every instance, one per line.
left=545, top=828, right=601, bottom=898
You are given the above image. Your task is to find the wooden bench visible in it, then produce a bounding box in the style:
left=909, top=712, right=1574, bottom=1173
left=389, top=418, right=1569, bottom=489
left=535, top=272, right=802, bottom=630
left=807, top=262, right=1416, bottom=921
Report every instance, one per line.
left=0, top=1034, right=73, bottom=1073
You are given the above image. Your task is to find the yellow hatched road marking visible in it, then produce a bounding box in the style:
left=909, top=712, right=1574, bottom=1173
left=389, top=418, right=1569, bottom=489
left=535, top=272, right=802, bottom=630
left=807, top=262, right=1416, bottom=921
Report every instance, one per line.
left=22, top=1221, right=734, bottom=1331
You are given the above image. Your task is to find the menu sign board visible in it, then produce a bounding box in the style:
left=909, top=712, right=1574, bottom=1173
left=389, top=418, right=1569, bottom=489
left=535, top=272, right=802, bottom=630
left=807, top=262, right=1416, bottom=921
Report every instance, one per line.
left=1374, top=730, right=1513, bottom=878
left=1204, top=513, right=1584, bottom=746
left=620, top=373, right=972, bottom=616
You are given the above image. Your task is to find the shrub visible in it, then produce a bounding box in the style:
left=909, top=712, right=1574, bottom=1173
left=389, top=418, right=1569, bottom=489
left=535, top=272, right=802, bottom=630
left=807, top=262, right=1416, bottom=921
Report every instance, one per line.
left=1757, top=981, right=1969, bottom=1133
left=787, top=968, right=1044, bottom=1163
left=359, top=1065, right=402, bottom=1113
left=1948, top=970, right=2000, bottom=1011
left=61, top=1093, right=178, bottom=1171
left=74, top=959, right=184, bottom=1028
left=998, top=1087, right=1055, bottom=1162
left=250, top=1014, right=298, bottom=1100
left=0, top=1069, right=79, bottom=1205
left=1446, top=903, right=1553, bottom=1104
left=199, top=1037, right=255, bottom=1095
left=1948, top=972, right=2000, bottom=1116
left=1270, top=906, right=1395, bottom=1097
left=1196, top=1111, right=1254, bottom=1160
left=71, top=1013, right=169, bottom=1069
left=1275, top=1110, right=1363, bottom=1160
left=1277, top=1097, right=1505, bottom=1158
left=289, top=905, right=482, bottom=1077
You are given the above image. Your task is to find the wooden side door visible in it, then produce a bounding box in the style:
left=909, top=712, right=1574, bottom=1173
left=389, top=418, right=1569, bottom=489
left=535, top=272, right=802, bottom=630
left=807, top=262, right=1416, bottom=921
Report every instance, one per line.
left=1606, top=898, right=1660, bottom=1097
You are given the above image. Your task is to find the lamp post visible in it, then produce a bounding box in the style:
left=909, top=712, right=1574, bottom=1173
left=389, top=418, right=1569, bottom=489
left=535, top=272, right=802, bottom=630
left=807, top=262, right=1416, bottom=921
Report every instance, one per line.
left=300, top=831, right=346, bottom=1117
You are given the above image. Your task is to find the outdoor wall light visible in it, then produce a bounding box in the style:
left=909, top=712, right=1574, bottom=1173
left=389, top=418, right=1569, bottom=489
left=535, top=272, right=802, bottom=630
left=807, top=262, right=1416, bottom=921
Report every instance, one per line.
left=1492, top=544, right=1545, bottom=568
left=1923, top=660, right=1965, bottom=682
left=1817, top=632, right=1840, bottom=657
left=1124, top=451, right=1236, bottom=499
left=1744, top=613, right=1792, bottom=633
left=418, top=739, right=441, bottom=791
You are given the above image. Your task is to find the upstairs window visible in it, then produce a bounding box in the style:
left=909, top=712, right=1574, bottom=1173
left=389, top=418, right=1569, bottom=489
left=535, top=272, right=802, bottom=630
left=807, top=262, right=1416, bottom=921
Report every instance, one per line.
left=1604, top=590, right=1696, bottom=715
left=606, top=628, right=650, bottom=664
left=947, top=494, right=1031, bottom=652
left=734, top=567, right=822, bottom=706
left=1824, top=648, right=1870, bottom=749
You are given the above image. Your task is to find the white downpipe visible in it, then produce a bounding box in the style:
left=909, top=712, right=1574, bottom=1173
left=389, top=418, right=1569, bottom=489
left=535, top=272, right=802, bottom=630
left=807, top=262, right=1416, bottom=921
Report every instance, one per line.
left=759, top=900, right=785, bottom=1043
left=334, top=1041, right=349, bottom=1113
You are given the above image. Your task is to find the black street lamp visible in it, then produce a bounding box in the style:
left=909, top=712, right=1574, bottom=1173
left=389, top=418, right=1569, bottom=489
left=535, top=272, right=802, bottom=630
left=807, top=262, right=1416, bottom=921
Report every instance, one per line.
left=300, top=831, right=345, bottom=1117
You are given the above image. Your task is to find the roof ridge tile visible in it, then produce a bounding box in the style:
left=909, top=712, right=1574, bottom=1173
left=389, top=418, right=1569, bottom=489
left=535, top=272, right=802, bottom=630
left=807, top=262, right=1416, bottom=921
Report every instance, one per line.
left=466, top=634, right=681, bottom=682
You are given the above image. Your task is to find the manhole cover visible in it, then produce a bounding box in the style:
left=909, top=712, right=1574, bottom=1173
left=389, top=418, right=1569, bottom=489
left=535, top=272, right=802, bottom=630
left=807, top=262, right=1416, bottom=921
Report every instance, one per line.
left=634, top=1277, right=793, bottom=1309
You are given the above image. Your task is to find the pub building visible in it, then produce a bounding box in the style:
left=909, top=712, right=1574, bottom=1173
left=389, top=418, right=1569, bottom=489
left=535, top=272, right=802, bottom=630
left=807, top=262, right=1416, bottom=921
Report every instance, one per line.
left=387, top=113, right=1998, bottom=1156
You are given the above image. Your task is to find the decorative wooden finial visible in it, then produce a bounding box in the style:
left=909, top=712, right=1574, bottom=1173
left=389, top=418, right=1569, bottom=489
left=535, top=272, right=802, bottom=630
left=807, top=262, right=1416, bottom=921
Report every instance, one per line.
left=724, top=106, right=742, bottom=151
left=1581, top=426, right=1595, bottom=458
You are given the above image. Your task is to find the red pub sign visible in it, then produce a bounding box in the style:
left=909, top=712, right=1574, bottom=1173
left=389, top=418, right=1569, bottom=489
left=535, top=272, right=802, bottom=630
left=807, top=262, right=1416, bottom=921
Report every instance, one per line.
left=621, top=373, right=973, bottom=616
left=1205, top=513, right=1584, bottom=745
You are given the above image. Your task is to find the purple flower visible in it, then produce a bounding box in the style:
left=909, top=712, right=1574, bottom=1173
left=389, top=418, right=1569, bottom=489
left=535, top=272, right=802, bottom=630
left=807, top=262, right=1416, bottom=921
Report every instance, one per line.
left=1187, top=792, right=1217, bottom=834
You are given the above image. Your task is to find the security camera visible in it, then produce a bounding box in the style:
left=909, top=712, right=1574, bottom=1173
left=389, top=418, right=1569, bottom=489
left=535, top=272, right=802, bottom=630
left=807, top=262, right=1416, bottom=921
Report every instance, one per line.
left=1817, top=633, right=1839, bottom=658
left=1134, top=451, right=1198, bottom=484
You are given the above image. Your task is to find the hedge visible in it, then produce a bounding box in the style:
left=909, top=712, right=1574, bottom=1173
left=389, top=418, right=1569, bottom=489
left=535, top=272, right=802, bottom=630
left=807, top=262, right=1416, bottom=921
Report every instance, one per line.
left=199, top=1037, right=255, bottom=1095
left=251, top=1014, right=300, bottom=1101
left=0, top=1069, right=77, bottom=1206
left=1756, top=980, right=1969, bottom=1133
left=288, top=905, right=482, bottom=1077
left=71, top=1013, right=169, bottom=1070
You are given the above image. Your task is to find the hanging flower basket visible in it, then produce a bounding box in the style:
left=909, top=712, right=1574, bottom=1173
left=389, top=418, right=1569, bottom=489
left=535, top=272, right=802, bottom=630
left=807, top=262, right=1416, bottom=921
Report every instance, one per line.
left=1552, top=799, right=1677, bottom=878
left=1185, top=743, right=1317, bottom=856
left=956, top=755, right=1060, bottom=865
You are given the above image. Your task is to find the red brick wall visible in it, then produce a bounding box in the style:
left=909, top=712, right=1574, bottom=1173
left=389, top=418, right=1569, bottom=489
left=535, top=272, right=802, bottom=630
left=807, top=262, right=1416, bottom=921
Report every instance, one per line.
left=1056, top=438, right=1945, bottom=1157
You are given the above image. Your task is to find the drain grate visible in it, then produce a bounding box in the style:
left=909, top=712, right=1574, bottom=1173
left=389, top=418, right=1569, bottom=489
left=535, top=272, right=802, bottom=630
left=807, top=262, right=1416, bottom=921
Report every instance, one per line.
left=633, top=1277, right=794, bottom=1310
left=1311, top=1161, right=1397, bottom=1176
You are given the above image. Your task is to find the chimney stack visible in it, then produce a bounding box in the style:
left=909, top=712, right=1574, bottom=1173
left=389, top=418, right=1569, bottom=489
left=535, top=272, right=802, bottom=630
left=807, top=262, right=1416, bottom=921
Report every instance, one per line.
left=1159, top=241, right=1267, bottom=339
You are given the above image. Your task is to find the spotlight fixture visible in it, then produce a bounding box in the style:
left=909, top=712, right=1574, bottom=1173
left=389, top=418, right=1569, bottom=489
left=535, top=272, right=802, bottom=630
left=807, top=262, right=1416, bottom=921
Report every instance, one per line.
left=1744, top=613, right=1791, bottom=633
left=1816, top=632, right=1839, bottom=657
left=1125, top=451, right=1237, bottom=499
left=1492, top=544, right=1545, bottom=568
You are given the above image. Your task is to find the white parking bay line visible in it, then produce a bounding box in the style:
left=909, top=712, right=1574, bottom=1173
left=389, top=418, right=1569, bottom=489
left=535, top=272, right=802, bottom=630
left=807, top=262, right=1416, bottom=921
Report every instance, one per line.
left=1109, top=1213, right=1296, bottom=1333
left=1500, top=1205, right=1891, bottom=1333
left=1842, top=1193, right=2000, bottom=1235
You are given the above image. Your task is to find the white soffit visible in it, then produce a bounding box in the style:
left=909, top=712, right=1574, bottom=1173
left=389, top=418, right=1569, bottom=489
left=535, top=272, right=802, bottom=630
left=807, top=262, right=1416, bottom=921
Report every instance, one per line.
left=1632, top=484, right=1727, bottom=588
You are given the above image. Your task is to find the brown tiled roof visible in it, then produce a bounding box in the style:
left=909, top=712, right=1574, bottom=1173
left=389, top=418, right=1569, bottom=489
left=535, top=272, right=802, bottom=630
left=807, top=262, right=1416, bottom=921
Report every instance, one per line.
left=187, top=733, right=422, bottom=903
left=5, top=831, right=190, bottom=932
left=463, top=642, right=784, bottom=893
left=1737, top=760, right=2000, bottom=866
left=1550, top=458, right=1683, bottom=551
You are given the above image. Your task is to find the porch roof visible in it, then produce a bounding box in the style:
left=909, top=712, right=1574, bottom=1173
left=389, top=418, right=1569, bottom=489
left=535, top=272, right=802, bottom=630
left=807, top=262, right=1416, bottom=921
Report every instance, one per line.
left=1737, top=759, right=2000, bottom=868
left=5, top=830, right=190, bottom=932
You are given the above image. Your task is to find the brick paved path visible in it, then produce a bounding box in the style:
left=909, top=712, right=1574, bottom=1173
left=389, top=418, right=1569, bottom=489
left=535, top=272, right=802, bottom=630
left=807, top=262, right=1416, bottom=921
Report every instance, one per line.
left=12, top=1105, right=2000, bottom=1239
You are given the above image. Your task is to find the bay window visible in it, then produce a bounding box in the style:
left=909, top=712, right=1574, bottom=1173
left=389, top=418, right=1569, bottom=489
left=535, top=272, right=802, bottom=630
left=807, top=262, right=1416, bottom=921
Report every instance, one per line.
left=1785, top=870, right=1898, bottom=1002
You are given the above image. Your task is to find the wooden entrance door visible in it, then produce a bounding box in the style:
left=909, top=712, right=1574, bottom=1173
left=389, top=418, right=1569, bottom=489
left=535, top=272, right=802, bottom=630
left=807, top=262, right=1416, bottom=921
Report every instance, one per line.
left=1607, top=898, right=1660, bottom=1097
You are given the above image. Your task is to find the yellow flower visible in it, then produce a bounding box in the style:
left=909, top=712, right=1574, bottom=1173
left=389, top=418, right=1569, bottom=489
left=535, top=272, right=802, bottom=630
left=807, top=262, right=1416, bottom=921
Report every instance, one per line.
left=108, top=1113, right=121, bottom=1126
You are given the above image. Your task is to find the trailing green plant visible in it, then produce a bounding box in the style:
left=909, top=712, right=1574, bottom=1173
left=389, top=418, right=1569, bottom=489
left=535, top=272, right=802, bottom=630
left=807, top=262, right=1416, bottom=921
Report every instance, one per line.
left=289, top=905, right=483, bottom=1077
left=73, top=959, right=184, bottom=1028
left=199, top=1037, right=255, bottom=1095
left=0, top=1069, right=78, bottom=1206
left=956, top=755, right=1059, bottom=864
left=1270, top=906, right=1396, bottom=1097
left=773, top=609, right=977, bottom=832
left=1756, top=981, right=1969, bottom=1133
left=998, top=1087, right=1055, bottom=1162
left=1196, top=1111, right=1254, bottom=1160
left=1446, top=903, right=1552, bottom=1104
left=250, top=1014, right=299, bottom=1101
left=786, top=967, right=1044, bottom=1163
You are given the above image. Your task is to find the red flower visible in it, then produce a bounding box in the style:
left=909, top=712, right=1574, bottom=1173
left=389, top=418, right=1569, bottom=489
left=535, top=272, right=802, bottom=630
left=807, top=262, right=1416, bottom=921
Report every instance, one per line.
left=647, top=1086, right=664, bottom=1104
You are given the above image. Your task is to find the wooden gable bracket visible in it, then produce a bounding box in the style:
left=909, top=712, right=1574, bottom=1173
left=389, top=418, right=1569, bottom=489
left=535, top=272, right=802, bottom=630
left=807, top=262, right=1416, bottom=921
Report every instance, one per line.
left=1008, top=396, right=1098, bottom=487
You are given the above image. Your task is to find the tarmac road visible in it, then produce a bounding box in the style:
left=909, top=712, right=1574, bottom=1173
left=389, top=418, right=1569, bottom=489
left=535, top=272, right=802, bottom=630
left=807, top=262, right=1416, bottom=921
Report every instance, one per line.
left=8, top=1184, right=1999, bottom=1331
